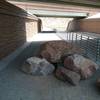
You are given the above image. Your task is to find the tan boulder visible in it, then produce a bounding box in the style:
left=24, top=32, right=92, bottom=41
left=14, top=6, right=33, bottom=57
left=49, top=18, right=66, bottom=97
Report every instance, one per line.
left=39, top=41, right=83, bottom=63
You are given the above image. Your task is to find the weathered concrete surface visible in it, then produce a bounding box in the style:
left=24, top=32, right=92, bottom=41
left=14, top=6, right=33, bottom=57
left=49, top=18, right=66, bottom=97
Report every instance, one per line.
left=0, top=41, right=100, bottom=100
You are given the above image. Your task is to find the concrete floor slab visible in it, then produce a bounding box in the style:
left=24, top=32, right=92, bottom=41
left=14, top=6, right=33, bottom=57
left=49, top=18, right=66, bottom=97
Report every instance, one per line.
left=0, top=34, right=100, bottom=100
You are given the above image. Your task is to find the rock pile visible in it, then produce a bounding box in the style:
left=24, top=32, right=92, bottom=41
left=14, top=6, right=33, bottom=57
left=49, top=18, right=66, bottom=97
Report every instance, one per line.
left=21, top=41, right=98, bottom=86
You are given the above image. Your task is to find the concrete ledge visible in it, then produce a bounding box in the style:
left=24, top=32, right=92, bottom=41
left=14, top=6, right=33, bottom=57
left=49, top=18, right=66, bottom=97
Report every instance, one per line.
left=0, top=42, right=32, bottom=72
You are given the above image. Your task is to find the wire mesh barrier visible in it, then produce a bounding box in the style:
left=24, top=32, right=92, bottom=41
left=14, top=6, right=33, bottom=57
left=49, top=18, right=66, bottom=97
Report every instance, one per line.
left=56, top=32, right=100, bottom=65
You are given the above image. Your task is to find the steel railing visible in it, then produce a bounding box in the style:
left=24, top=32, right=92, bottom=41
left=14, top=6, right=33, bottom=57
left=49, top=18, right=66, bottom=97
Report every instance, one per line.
left=57, top=32, right=100, bottom=65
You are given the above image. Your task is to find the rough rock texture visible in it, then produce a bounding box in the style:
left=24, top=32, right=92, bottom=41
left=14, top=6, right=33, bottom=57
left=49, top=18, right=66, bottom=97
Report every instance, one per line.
left=62, top=54, right=98, bottom=79
left=21, top=57, right=55, bottom=76
left=61, top=54, right=80, bottom=73
left=39, top=41, right=83, bottom=63
left=55, top=67, right=81, bottom=85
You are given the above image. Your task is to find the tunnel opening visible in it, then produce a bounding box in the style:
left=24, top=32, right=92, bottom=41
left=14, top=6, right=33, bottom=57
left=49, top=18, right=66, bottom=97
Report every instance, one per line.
left=39, top=17, right=73, bottom=32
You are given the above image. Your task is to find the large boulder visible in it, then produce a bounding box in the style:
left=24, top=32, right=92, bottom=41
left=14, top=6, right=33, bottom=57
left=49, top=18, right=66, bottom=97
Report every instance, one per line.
left=62, top=54, right=99, bottom=79
left=21, top=57, right=55, bottom=76
left=39, top=41, right=83, bottom=63
left=55, top=67, right=81, bottom=85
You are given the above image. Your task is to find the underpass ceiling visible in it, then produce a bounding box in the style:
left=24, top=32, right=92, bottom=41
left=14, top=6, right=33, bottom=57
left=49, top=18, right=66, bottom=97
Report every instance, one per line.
left=8, top=0, right=100, bottom=8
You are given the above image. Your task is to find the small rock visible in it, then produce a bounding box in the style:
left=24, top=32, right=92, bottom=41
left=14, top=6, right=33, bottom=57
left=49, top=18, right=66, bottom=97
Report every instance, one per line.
left=55, top=67, right=81, bottom=86
left=21, top=57, right=55, bottom=76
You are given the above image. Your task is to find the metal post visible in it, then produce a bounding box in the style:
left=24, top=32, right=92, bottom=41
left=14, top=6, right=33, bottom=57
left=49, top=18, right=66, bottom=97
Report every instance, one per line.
left=67, top=32, right=68, bottom=41
left=80, top=34, right=82, bottom=46
left=75, top=33, right=78, bottom=44
left=72, top=32, right=74, bottom=44
left=86, top=36, right=89, bottom=56
left=96, top=39, right=100, bottom=61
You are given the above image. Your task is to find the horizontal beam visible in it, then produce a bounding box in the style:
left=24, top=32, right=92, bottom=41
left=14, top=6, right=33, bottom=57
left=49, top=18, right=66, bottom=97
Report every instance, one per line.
left=28, top=10, right=88, bottom=18
left=59, top=0, right=100, bottom=6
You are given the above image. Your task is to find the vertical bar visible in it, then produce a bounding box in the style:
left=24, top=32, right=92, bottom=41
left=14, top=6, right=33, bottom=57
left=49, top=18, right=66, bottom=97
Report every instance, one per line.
left=67, top=32, right=68, bottom=41
left=96, top=39, right=100, bottom=61
left=75, top=33, right=78, bottom=44
left=80, top=34, right=82, bottom=47
left=69, top=32, right=71, bottom=42
left=86, top=36, right=89, bottom=56
left=72, top=32, right=74, bottom=44
left=66, top=32, right=68, bottom=41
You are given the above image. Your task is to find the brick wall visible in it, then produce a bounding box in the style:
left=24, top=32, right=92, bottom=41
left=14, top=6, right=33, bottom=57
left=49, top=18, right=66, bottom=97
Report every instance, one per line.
left=78, top=19, right=100, bottom=34
left=67, top=18, right=100, bottom=34
left=0, top=1, right=38, bottom=59
left=0, top=14, right=25, bottom=59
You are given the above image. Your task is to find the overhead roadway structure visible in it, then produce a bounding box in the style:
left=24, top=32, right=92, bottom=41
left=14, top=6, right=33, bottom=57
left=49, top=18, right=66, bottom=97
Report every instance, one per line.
left=59, top=0, right=100, bottom=7
left=28, top=9, right=88, bottom=18
left=8, top=0, right=100, bottom=8
left=8, top=0, right=100, bottom=18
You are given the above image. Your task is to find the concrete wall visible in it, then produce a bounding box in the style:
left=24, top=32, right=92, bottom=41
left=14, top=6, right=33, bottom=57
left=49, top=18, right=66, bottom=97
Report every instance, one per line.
left=26, top=19, right=38, bottom=41
left=67, top=18, right=100, bottom=34
left=0, top=1, right=38, bottom=59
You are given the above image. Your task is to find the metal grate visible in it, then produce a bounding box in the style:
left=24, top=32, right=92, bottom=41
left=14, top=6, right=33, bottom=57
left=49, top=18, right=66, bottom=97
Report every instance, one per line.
left=57, top=32, right=100, bottom=65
